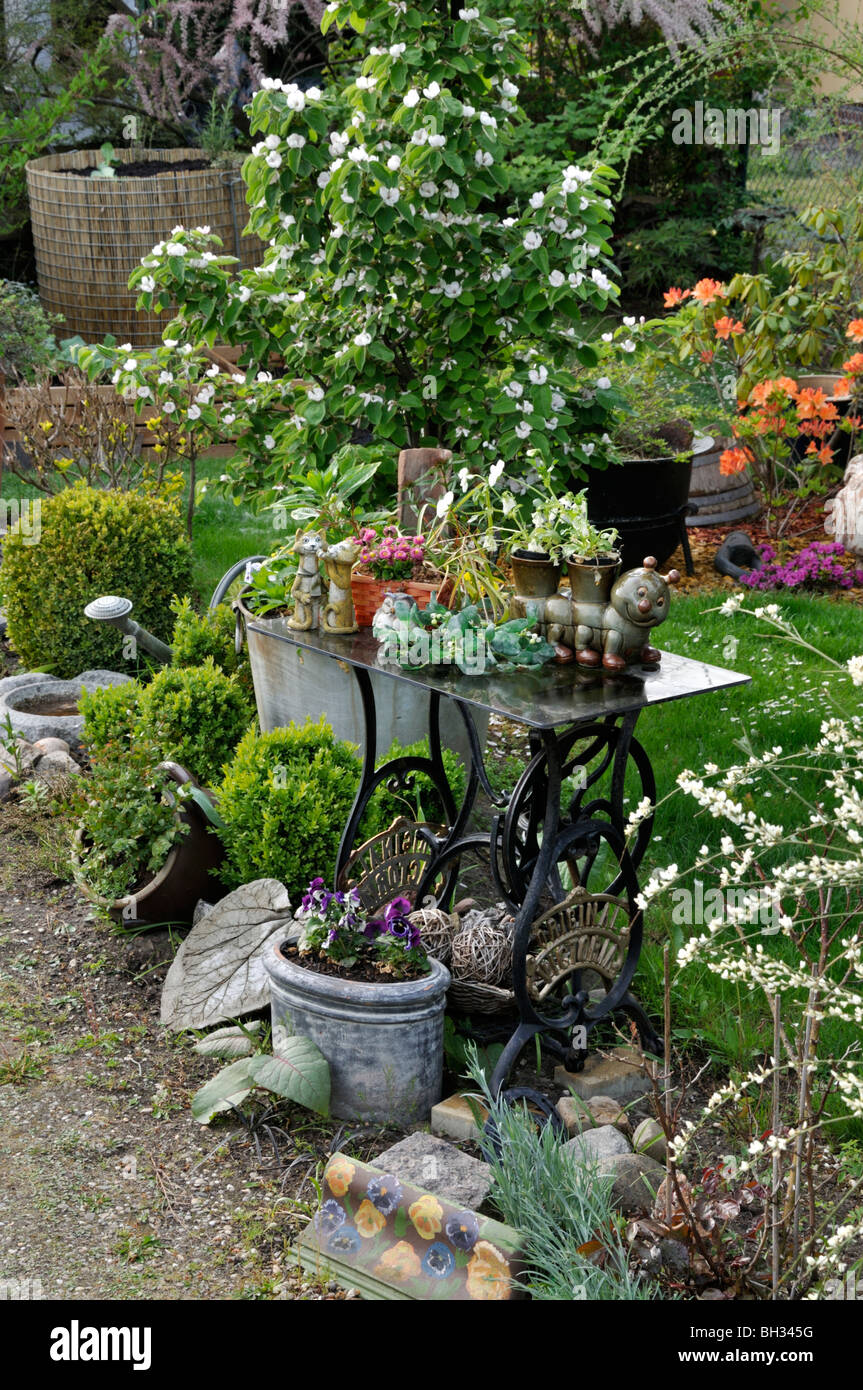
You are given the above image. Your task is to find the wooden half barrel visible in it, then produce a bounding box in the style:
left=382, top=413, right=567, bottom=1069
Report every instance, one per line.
left=26, top=149, right=264, bottom=347
left=686, top=437, right=761, bottom=528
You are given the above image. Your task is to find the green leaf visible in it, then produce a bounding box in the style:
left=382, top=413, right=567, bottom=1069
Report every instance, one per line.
left=246, top=1039, right=331, bottom=1117
left=190, top=1058, right=254, bottom=1123
left=193, top=1021, right=262, bottom=1059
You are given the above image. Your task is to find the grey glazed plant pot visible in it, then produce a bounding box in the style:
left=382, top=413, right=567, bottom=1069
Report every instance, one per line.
left=264, top=940, right=451, bottom=1126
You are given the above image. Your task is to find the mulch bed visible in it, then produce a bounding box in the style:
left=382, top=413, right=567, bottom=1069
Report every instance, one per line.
left=70, top=159, right=212, bottom=179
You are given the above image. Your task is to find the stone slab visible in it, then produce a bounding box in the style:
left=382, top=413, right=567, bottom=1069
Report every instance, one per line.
left=596, top=1153, right=666, bottom=1216
left=375, top=1132, right=493, bottom=1210
left=430, top=1093, right=489, bottom=1143
left=555, top=1046, right=655, bottom=1103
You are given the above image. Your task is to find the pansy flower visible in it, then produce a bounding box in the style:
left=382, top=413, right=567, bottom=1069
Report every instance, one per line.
left=422, top=1242, right=455, bottom=1279
left=327, top=1225, right=361, bottom=1254
left=373, top=1240, right=421, bottom=1282
left=355, top=1198, right=387, bottom=1238
left=326, top=1155, right=356, bottom=1198
left=314, top=1198, right=346, bottom=1237
left=366, top=1174, right=403, bottom=1215
left=408, top=1193, right=443, bottom=1240
left=445, top=1210, right=479, bottom=1251
left=466, top=1240, right=512, bottom=1300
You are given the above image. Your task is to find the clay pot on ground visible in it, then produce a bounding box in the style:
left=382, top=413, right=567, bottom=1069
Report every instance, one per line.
left=73, top=762, right=227, bottom=928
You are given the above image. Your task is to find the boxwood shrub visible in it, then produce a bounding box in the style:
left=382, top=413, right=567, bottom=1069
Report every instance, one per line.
left=79, top=681, right=143, bottom=756
left=136, top=659, right=254, bottom=787
left=0, top=482, right=192, bottom=677
left=217, top=722, right=467, bottom=901
left=170, top=597, right=253, bottom=699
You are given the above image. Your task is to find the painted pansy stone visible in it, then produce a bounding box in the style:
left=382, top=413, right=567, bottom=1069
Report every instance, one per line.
left=299, top=1153, right=527, bottom=1300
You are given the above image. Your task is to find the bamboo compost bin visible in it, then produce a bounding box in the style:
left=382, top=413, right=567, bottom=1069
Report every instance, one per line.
left=25, top=149, right=264, bottom=347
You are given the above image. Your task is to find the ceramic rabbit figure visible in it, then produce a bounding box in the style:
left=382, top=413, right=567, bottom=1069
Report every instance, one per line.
left=542, top=557, right=680, bottom=670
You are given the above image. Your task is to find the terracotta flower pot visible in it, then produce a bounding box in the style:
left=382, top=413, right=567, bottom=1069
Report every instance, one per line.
left=351, top=573, right=438, bottom=628
left=73, top=761, right=226, bottom=927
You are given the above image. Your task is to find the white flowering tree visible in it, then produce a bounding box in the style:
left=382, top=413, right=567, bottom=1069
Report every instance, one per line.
left=122, top=0, right=620, bottom=505
left=633, top=596, right=863, bottom=1295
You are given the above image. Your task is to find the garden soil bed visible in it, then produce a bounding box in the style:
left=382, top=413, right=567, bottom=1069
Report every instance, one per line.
left=70, top=159, right=212, bottom=179
left=282, top=943, right=429, bottom=984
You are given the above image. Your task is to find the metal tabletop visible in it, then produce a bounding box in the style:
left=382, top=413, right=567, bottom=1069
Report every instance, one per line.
left=245, top=615, right=751, bottom=730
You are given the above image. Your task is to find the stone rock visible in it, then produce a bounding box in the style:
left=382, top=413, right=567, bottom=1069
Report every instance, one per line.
left=0, top=739, right=37, bottom=775
left=34, top=750, right=81, bottom=785
left=431, top=1093, right=489, bottom=1143
left=0, top=668, right=134, bottom=750
left=588, top=1095, right=630, bottom=1132
left=0, top=767, right=13, bottom=803
left=555, top=1095, right=594, bottom=1135
left=0, top=672, right=50, bottom=699
left=659, top=1237, right=690, bottom=1277
left=554, top=1046, right=655, bottom=1104
left=76, top=669, right=135, bottom=689
left=375, top=1132, right=493, bottom=1210
left=160, top=879, right=294, bottom=1031
left=564, top=1123, right=631, bottom=1164
left=596, top=1153, right=666, bottom=1215
left=632, top=1116, right=667, bottom=1162
left=32, top=736, right=71, bottom=757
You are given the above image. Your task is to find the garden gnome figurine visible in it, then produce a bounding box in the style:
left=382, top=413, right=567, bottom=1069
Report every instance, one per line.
left=287, top=529, right=325, bottom=630
left=321, top=537, right=360, bottom=634
left=824, top=455, right=863, bottom=555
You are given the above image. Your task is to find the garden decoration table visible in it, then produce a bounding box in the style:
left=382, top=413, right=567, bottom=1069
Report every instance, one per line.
left=246, top=616, right=750, bottom=1102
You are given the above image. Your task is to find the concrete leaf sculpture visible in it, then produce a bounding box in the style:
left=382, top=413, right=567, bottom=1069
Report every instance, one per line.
left=160, top=878, right=295, bottom=1031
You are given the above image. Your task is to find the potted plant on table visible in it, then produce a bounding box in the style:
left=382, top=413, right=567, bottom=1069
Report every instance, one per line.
left=264, top=879, right=450, bottom=1126
left=351, top=524, right=444, bottom=627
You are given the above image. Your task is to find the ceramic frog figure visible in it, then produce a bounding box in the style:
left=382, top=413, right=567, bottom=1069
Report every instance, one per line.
left=546, top=557, right=679, bottom=671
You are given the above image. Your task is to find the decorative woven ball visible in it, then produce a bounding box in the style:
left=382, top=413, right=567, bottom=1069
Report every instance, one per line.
left=451, top=919, right=513, bottom=986
left=408, top=907, right=458, bottom=965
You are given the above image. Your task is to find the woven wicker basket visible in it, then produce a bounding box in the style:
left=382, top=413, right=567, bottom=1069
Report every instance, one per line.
left=26, top=149, right=264, bottom=346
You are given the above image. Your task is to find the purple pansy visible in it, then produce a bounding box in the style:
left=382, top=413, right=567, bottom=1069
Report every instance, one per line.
left=366, top=1174, right=403, bottom=1215
left=445, top=1210, right=479, bottom=1251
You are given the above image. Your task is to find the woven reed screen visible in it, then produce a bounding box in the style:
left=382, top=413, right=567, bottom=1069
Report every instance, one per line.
left=26, top=149, right=264, bottom=348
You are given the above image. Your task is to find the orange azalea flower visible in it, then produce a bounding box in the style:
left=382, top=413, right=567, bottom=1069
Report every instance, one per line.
left=834, top=378, right=852, bottom=397
left=326, top=1156, right=356, bottom=1198
left=846, top=319, right=863, bottom=342
left=699, top=348, right=715, bottom=364
left=663, top=286, right=691, bottom=307
left=466, top=1240, right=512, bottom=1301
left=692, top=277, right=726, bottom=305
left=719, top=446, right=752, bottom=476
left=749, top=376, right=798, bottom=407
left=408, top=1193, right=443, bottom=1240
left=842, top=352, right=863, bottom=376
left=355, top=1198, right=387, bottom=1239
left=373, top=1240, right=421, bottom=1281
left=714, top=315, right=744, bottom=340
left=795, top=388, right=838, bottom=422
left=805, top=441, right=835, bottom=465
